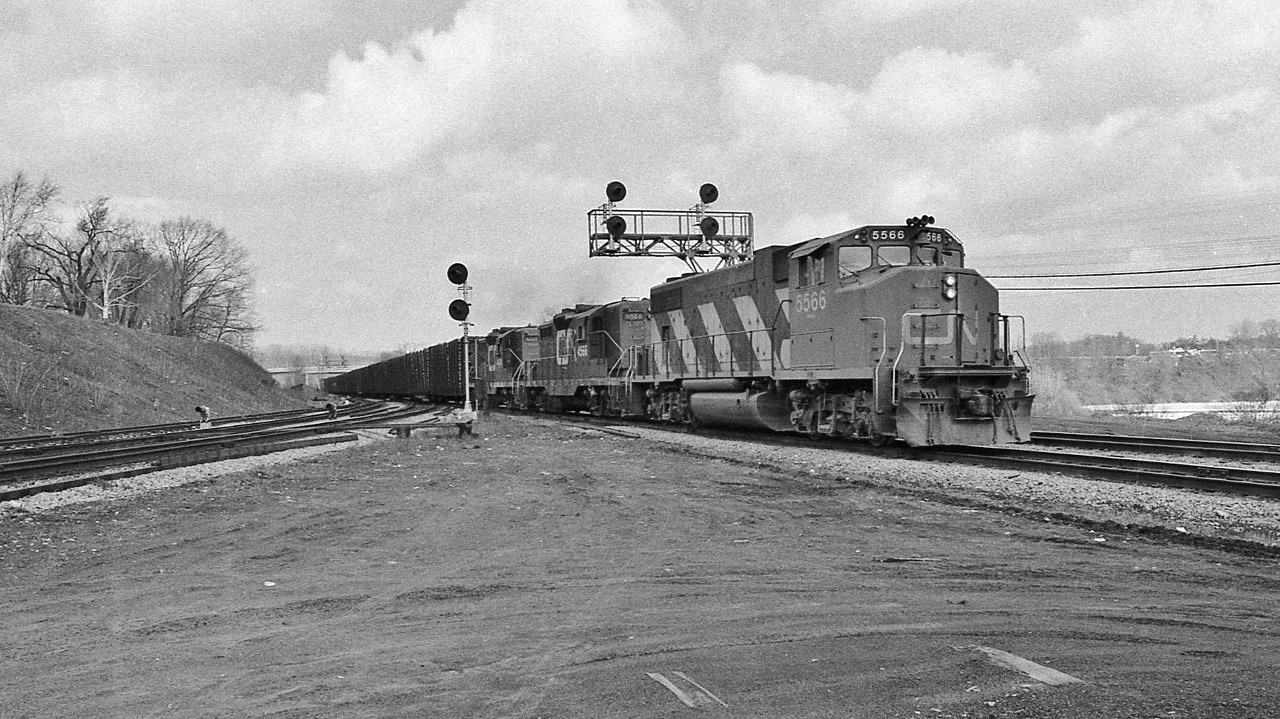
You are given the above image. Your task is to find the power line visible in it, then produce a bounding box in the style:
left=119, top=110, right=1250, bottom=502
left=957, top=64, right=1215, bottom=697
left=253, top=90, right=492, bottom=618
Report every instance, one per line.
left=988, top=259, right=1280, bottom=279
left=999, top=279, right=1280, bottom=291
left=973, top=232, right=1280, bottom=268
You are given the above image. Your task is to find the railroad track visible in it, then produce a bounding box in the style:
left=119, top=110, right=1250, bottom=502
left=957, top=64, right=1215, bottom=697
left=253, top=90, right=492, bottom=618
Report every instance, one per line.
left=0, top=406, right=320, bottom=453
left=1031, top=430, right=1280, bottom=463
left=924, top=444, right=1280, bottom=499
left=552, top=414, right=1280, bottom=499
left=0, top=402, right=445, bottom=502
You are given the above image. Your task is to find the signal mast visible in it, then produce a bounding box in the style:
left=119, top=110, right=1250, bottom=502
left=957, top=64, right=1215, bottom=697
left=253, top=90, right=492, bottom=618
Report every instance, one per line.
left=446, top=262, right=473, bottom=412
left=587, top=182, right=754, bottom=273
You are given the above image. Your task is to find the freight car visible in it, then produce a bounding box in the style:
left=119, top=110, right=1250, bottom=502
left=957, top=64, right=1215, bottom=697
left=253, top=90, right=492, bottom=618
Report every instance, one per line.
left=323, top=336, right=481, bottom=403
left=325, top=212, right=1032, bottom=446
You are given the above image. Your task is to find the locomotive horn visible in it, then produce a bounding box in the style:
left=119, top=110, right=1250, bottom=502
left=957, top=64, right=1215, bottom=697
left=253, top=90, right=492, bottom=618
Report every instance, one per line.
left=606, top=181, right=627, bottom=203
left=699, top=216, right=720, bottom=239
left=606, top=215, right=627, bottom=239
left=699, top=183, right=719, bottom=204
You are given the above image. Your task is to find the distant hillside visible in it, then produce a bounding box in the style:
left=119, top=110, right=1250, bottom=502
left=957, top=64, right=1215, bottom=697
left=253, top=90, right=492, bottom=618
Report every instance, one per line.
left=0, top=305, right=308, bottom=437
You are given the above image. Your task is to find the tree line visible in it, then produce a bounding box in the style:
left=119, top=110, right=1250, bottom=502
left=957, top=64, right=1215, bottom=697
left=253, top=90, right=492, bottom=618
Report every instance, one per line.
left=1031, top=322, right=1280, bottom=360
left=0, top=170, right=256, bottom=349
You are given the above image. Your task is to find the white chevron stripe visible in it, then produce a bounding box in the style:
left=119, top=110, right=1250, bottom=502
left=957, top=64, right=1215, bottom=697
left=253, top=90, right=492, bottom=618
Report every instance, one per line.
left=666, top=309, right=699, bottom=371
left=732, top=295, right=772, bottom=370
left=775, top=287, right=790, bottom=321
left=697, top=303, right=732, bottom=372
left=647, top=317, right=667, bottom=376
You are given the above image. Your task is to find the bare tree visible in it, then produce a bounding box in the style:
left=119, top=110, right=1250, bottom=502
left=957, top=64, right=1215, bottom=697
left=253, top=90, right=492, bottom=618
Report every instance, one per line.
left=26, top=197, right=119, bottom=316
left=1259, top=318, right=1280, bottom=348
left=86, top=219, right=155, bottom=324
left=0, top=171, right=59, bottom=304
left=151, top=217, right=258, bottom=345
left=1229, top=318, right=1259, bottom=347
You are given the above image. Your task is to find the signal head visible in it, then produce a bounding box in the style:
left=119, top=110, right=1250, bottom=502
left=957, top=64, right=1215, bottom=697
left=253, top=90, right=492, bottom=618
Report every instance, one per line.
left=605, top=181, right=627, bottom=203
left=698, top=216, right=720, bottom=239
left=447, top=262, right=469, bottom=285
left=606, top=215, right=627, bottom=239
left=699, top=183, right=719, bottom=204
left=448, top=298, right=471, bottom=321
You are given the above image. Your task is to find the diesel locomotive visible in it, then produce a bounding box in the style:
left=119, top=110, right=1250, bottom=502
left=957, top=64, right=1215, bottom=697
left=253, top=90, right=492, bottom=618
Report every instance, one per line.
left=325, top=190, right=1033, bottom=446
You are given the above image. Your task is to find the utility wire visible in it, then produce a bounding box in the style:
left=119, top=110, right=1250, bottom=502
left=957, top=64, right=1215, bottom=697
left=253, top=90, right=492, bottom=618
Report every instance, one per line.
left=999, top=279, right=1280, bottom=291
left=988, top=259, right=1280, bottom=279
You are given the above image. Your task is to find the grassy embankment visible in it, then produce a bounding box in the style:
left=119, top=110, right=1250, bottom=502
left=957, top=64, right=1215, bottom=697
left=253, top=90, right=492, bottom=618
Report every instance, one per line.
left=0, top=305, right=308, bottom=437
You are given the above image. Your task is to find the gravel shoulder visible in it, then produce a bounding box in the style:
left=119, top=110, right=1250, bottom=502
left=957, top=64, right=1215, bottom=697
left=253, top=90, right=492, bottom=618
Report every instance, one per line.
left=3, top=415, right=1278, bottom=718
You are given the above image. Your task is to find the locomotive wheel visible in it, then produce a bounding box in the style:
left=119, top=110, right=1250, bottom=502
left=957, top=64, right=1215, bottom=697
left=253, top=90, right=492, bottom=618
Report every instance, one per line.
left=687, top=414, right=702, bottom=431
left=806, top=414, right=822, bottom=440
left=868, top=432, right=892, bottom=447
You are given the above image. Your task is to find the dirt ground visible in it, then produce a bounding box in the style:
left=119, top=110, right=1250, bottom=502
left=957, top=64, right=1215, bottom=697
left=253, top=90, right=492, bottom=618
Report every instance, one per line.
left=3, top=415, right=1278, bottom=718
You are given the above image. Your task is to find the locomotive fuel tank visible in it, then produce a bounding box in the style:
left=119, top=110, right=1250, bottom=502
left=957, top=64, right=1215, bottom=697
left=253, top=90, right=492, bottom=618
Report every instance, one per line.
left=684, top=379, right=793, bottom=431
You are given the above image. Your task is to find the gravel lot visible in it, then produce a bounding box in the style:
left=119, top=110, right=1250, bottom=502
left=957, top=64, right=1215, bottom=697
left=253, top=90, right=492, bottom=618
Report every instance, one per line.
left=3, top=415, right=1278, bottom=717
left=609, top=424, right=1280, bottom=551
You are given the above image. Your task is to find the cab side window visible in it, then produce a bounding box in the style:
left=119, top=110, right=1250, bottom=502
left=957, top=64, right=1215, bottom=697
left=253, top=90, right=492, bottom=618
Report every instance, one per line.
left=877, top=245, right=910, bottom=266
left=838, top=246, right=872, bottom=280
left=798, top=253, right=827, bottom=287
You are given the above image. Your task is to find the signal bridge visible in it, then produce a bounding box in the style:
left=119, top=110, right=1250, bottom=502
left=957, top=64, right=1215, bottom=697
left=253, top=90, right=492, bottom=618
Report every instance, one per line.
left=587, top=182, right=753, bottom=273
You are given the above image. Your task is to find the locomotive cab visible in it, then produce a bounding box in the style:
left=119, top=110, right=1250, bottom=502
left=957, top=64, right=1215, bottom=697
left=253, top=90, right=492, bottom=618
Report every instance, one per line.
left=785, top=224, right=1033, bottom=445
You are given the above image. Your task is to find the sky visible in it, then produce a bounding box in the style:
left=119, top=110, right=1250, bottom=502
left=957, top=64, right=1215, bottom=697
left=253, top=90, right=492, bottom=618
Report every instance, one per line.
left=3, top=0, right=1279, bottom=352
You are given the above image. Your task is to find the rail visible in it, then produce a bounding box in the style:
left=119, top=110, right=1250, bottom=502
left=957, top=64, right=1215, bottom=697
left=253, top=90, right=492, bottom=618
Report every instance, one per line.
left=0, top=403, right=433, bottom=501
left=930, top=444, right=1280, bottom=499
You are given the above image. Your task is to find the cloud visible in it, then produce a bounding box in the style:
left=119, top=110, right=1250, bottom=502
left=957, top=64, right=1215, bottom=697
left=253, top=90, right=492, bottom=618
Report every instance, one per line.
left=861, top=49, right=1041, bottom=137
left=822, top=0, right=975, bottom=23
left=719, top=62, right=859, bottom=153
left=265, top=0, right=686, bottom=174
left=1048, top=0, right=1280, bottom=115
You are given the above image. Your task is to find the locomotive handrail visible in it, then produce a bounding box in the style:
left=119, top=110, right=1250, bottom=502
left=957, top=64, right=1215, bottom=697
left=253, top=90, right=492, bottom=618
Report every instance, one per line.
left=1002, top=314, right=1030, bottom=368
left=589, top=329, right=626, bottom=355
left=636, top=327, right=776, bottom=379
left=861, top=316, right=887, bottom=412
left=892, top=311, right=962, bottom=406
left=588, top=329, right=638, bottom=377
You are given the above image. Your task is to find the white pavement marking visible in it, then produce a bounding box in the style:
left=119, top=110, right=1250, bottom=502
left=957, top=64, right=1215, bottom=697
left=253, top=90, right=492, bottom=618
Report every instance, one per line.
left=646, top=672, right=698, bottom=708
left=672, top=671, right=729, bottom=707
left=972, top=646, right=1083, bottom=686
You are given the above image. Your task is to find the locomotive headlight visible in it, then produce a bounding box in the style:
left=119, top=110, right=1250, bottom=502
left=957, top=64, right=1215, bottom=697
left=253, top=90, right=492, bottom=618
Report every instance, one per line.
left=942, top=273, right=957, bottom=300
